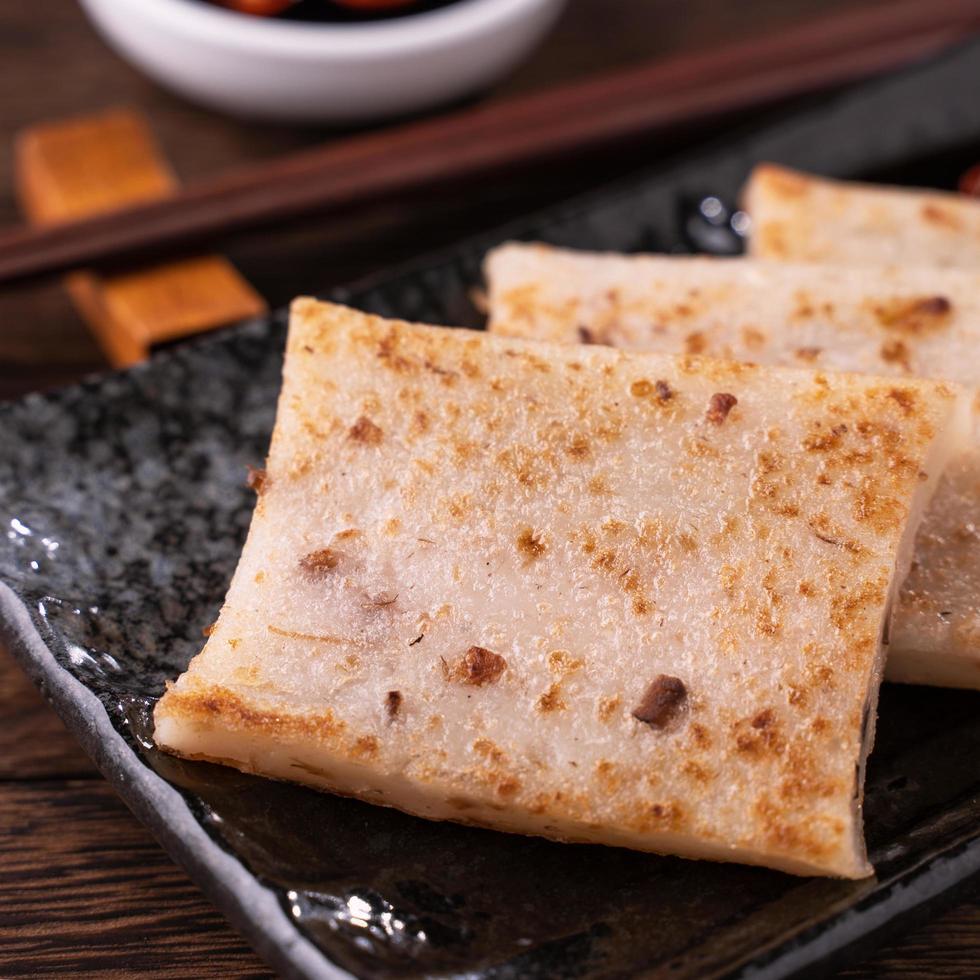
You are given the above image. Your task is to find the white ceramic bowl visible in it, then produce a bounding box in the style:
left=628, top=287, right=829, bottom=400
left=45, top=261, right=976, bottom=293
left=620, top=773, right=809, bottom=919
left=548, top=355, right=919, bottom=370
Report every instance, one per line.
left=78, top=0, right=566, bottom=125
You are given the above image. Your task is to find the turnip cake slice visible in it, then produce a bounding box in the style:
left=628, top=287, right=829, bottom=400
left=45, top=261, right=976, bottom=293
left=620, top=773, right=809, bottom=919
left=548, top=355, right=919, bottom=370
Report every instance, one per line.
left=155, top=299, right=967, bottom=877
left=744, top=163, right=980, bottom=267
left=484, top=242, right=980, bottom=688
left=746, top=165, right=980, bottom=685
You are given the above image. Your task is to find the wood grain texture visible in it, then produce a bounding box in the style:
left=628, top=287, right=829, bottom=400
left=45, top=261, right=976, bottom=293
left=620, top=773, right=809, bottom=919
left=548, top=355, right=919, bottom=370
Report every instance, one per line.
left=0, top=780, right=270, bottom=978
left=0, top=762, right=975, bottom=979
left=1, top=0, right=974, bottom=286
left=841, top=893, right=980, bottom=979
left=0, top=647, right=95, bottom=780
left=1, top=1, right=979, bottom=976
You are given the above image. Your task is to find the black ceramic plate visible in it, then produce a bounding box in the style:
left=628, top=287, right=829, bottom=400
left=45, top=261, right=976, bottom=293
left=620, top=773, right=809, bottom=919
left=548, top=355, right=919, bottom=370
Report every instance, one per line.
left=3, top=41, right=980, bottom=980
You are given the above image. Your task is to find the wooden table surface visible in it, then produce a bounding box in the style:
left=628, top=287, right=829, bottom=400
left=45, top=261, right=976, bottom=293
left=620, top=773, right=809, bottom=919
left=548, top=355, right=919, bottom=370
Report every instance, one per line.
left=1, top=1, right=977, bottom=976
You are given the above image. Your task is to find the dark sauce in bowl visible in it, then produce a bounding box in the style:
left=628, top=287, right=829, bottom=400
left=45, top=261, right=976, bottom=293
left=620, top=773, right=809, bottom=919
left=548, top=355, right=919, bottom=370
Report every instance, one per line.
left=206, top=0, right=467, bottom=24
left=285, top=0, right=464, bottom=23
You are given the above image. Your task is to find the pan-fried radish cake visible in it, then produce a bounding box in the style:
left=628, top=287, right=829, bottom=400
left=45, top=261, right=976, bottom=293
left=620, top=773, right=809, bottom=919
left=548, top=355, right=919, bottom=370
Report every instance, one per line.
left=745, top=164, right=980, bottom=685
left=155, top=300, right=968, bottom=878
left=744, top=164, right=980, bottom=267
left=484, top=242, right=980, bottom=688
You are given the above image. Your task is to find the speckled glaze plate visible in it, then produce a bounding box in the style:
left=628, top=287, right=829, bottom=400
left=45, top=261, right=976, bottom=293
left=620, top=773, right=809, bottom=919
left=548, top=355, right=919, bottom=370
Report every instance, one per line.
left=3, top=42, right=980, bottom=980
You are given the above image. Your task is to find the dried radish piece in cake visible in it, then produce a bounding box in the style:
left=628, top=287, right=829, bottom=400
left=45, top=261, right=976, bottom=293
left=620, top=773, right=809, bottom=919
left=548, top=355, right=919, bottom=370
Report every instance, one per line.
left=155, top=300, right=968, bottom=878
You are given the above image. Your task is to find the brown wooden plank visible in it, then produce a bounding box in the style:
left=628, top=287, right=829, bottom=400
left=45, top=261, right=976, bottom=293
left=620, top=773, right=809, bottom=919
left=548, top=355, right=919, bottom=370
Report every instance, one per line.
left=0, top=0, right=974, bottom=286
left=0, top=777, right=975, bottom=978
left=0, top=779, right=270, bottom=978
left=840, top=894, right=980, bottom=978
left=0, top=647, right=95, bottom=780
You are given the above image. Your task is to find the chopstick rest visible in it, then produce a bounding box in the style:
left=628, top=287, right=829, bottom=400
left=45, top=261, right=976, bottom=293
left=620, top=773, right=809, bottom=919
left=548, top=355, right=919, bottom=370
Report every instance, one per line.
left=14, top=108, right=265, bottom=367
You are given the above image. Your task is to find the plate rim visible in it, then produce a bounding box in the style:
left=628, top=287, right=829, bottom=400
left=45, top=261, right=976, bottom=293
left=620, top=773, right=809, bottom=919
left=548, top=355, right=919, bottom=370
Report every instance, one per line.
left=0, top=581, right=346, bottom=980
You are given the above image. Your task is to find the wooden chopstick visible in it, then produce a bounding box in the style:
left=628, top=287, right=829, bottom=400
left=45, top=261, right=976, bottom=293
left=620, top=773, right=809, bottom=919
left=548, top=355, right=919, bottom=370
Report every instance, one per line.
left=1, top=0, right=979, bottom=288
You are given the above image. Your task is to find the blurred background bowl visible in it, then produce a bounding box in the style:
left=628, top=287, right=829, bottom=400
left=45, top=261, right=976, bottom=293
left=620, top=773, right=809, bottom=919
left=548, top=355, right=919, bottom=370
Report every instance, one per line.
left=78, top=0, right=566, bottom=125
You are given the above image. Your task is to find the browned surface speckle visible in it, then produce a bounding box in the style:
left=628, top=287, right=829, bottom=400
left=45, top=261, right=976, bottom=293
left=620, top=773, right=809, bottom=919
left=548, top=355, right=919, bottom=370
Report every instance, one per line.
left=794, top=346, right=821, bottom=362
left=871, top=295, right=953, bottom=335
left=449, top=646, right=507, bottom=687
left=348, top=415, right=384, bottom=445
left=299, top=548, right=341, bottom=576
left=565, top=433, right=591, bottom=459
left=689, top=723, right=712, bottom=749
left=921, top=203, right=963, bottom=229
left=880, top=338, right=911, bottom=371
left=353, top=735, right=379, bottom=760
left=801, top=423, right=847, bottom=454
left=830, top=578, right=887, bottom=634
left=597, top=694, right=621, bottom=723
left=753, top=795, right=840, bottom=863
left=886, top=387, right=918, bottom=416
left=682, top=760, right=714, bottom=784
left=587, top=475, right=610, bottom=495
left=472, top=738, right=506, bottom=764
left=733, top=709, right=785, bottom=758
left=636, top=802, right=685, bottom=833
left=537, top=683, right=567, bottom=713
left=517, top=526, right=547, bottom=562
left=496, top=445, right=557, bottom=491
left=685, top=331, right=707, bottom=354
left=595, top=760, right=621, bottom=791
left=496, top=778, right=522, bottom=798
left=549, top=650, right=584, bottom=675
